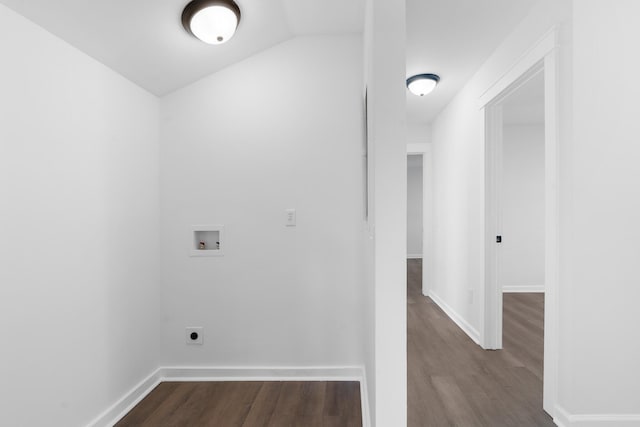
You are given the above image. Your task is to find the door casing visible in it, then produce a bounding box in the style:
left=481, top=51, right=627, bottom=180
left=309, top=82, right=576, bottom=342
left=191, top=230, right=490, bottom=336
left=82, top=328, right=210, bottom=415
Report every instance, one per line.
left=480, top=28, right=561, bottom=418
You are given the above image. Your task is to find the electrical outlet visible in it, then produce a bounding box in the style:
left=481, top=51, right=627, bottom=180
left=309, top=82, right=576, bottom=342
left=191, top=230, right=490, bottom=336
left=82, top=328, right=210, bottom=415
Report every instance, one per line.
left=186, top=327, right=203, bottom=345
left=468, top=289, right=474, bottom=305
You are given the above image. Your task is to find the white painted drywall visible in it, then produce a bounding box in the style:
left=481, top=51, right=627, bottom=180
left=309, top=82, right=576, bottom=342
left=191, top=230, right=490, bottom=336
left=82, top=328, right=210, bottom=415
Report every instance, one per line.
left=0, top=5, right=160, bottom=427
left=500, top=125, right=545, bottom=292
left=422, top=145, right=434, bottom=297
left=429, top=0, right=570, bottom=344
left=407, top=157, right=423, bottom=257
left=561, top=0, right=640, bottom=417
left=159, top=36, right=366, bottom=369
left=362, top=3, right=376, bottom=423
left=408, top=122, right=432, bottom=144
left=363, top=0, right=407, bottom=424
left=430, top=0, right=640, bottom=421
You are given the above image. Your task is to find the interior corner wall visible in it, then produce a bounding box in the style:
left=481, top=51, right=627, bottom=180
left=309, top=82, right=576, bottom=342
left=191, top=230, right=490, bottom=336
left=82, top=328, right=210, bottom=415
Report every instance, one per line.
left=500, top=125, right=545, bottom=292
left=0, top=5, right=160, bottom=427
left=158, top=35, right=366, bottom=369
left=561, top=0, right=640, bottom=418
left=429, top=0, right=571, bottom=342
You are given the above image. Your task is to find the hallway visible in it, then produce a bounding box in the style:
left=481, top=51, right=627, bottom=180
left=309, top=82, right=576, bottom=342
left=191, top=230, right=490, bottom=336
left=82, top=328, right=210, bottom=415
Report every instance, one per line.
left=407, top=259, right=553, bottom=426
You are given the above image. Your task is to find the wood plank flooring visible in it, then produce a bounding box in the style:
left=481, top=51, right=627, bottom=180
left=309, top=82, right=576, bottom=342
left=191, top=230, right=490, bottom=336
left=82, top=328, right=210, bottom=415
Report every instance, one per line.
left=116, top=259, right=547, bottom=426
left=116, top=381, right=361, bottom=427
left=407, top=258, right=553, bottom=427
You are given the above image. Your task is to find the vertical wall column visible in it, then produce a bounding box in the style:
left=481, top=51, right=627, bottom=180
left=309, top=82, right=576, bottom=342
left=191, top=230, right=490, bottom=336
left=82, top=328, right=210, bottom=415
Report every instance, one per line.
left=365, top=0, right=407, bottom=425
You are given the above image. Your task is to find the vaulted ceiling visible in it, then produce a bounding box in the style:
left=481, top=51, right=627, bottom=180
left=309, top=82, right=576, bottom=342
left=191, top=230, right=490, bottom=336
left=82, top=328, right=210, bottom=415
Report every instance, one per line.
left=1, top=0, right=539, bottom=123
left=0, top=0, right=365, bottom=96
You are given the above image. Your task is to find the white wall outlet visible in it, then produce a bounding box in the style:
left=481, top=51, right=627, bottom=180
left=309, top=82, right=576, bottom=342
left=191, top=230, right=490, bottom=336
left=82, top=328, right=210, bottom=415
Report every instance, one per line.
left=186, top=327, right=203, bottom=345
left=285, top=209, right=296, bottom=227
left=468, top=289, right=474, bottom=305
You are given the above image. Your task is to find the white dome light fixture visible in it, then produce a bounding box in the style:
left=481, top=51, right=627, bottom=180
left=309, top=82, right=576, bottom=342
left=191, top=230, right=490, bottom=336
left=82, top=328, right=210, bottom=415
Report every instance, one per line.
left=406, top=74, right=440, bottom=96
left=182, top=0, right=241, bottom=45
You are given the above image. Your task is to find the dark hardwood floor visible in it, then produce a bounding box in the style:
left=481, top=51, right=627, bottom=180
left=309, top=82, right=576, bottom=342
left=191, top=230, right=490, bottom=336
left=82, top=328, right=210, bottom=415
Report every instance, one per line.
left=116, top=381, right=361, bottom=427
left=407, top=259, right=553, bottom=427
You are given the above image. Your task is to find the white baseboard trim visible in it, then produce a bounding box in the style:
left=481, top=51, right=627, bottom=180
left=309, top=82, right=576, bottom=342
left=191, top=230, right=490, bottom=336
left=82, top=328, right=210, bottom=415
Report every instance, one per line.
left=88, top=369, right=162, bottom=427
left=503, top=284, right=545, bottom=293
left=90, top=365, right=369, bottom=427
left=554, top=405, right=640, bottom=426
left=428, top=291, right=481, bottom=345
left=407, top=254, right=423, bottom=259
left=159, top=365, right=364, bottom=381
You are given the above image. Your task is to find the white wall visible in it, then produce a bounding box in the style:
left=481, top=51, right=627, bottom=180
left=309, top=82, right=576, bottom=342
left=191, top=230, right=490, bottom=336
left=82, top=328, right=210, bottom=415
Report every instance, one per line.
left=363, top=0, right=407, bottom=424
left=559, top=0, right=640, bottom=419
left=0, top=5, right=160, bottom=427
left=501, top=125, right=545, bottom=292
left=429, top=0, right=571, bottom=344
left=408, top=122, right=432, bottom=144
left=422, top=145, right=434, bottom=297
left=362, top=3, right=376, bottom=422
left=407, top=158, right=423, bottom=257
left=431, top=0, right=640, bottom=422
left=159, top=36, right=365, bottom=368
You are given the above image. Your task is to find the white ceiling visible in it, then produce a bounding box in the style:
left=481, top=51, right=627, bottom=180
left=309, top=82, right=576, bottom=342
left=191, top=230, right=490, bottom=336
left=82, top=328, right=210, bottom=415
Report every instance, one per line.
left=503, top=72, right=545, bottom=125
left=0, top=0, right=365, bottom=96
left=406, top=0, right=539, bottom=124
left=2, top=0, right=538, bottom=123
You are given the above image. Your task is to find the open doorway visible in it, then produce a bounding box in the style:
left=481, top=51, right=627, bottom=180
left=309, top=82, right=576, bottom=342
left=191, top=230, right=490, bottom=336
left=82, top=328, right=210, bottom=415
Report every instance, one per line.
left=483, top=33, right=561, bottom=416
left=407, top=153, right=424, bottom=308
left=407, top=153, right=423, bottom=308
left=500, top=71, right=546, bottom=388
left=406, top=145, right=433, bottom=298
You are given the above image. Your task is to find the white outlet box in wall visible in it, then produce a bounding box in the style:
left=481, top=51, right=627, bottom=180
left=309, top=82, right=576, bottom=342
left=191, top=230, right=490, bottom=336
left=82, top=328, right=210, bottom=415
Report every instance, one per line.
left=190, top=225, right=224, bottom=257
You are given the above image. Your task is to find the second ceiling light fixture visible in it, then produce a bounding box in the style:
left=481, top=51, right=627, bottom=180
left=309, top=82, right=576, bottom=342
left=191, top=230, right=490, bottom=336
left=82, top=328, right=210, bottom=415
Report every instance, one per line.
left=406, top=73, right=440, bottom=96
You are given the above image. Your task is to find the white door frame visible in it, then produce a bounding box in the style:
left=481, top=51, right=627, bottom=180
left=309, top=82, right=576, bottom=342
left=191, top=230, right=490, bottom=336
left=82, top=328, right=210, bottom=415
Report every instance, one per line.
left=479, top=28, right=560, bottom=417
left=407, top=144, right=431, bottom=297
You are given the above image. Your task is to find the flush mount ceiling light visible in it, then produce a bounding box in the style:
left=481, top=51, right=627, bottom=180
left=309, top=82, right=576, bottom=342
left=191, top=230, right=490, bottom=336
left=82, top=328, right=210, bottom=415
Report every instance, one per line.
left=182, top=0, right=241, bottom=45
left=406, top=74, right=440, bottom=96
